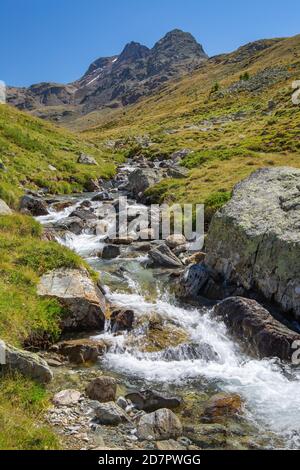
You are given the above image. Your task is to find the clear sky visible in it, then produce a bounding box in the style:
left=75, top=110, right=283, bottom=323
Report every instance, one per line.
left=1, top=0, right=299, bottom=87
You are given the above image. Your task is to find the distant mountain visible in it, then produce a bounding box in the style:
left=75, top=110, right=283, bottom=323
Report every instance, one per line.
left=7, top=29, right=208, bottom=116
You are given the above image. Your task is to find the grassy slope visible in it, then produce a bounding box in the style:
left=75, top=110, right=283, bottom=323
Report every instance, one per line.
left=0, top=214, right=96, bottom=450
left=0, top=104, right=124, bottom=207
left=79, top=34, right=300, bottom=218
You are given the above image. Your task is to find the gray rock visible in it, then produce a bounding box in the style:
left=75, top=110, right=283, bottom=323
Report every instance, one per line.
left=0, top=199, right=12, bottom=215
left=20, top=195, right=48, bottom=216
left=95, top=402, right=128, bottom=425
left=53, top=216, right=84, bottom=235
left=213, top=297, right=300, bottom=361
left=126, top=168, right=164, bottom=199
left=78, top=153, right=97, bottom=165
left=137, top=408, right=182, bottom=441
left=110, top=307, right=134, bottom=332
left=2, top=342, right=53, bottom=383
left=149, top=244, right=182, bottom=268
left=91, top=191, right=114, bottom=202
left=166, top=234, right=186, bottom=249
left=100, top=245, right=120, bottom=260
left=53, top=389, right=81, bottom=406
left=37, top=268, right=106, bottom=331
left=125, top=390, right=181, bottom=412
left=56, top=338, right=107, bottom=364
left=205, top=167, right=300, bottom=319
left=86, top=376, right=117, bottom=403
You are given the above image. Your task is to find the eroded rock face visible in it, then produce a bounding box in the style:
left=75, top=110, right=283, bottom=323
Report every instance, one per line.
left=205, top=168, right=300, bottom=319
left=1, top=342, right=53, bottom=383
left=37, top=269, right=106, bottom=331
left=213, top=297, right=300, bottom=361
left=137, top=408, right=182, bottom=440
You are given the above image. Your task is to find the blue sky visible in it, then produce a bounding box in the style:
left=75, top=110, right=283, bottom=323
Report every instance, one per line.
left=1, top=0, right=299, bottom=87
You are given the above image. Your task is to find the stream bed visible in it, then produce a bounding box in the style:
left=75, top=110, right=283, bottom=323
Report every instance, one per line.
left=37, top=163, right=300, bottom=450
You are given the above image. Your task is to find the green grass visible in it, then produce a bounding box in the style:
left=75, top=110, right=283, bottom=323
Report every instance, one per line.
left=0, top=104, right=122, bottom=208
left=0, top=374, right=60, bottom=450
left=0, top=213, right=94, bottom=346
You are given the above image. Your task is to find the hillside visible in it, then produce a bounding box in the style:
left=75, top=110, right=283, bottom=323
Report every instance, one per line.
left=0, top=104, right=120, bottom=207
left=77, top=34, right=300, bottom=218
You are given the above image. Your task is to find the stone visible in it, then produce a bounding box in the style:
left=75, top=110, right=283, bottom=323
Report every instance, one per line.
left=137, top=408, right=182, bottom=441
left=20, top=195, right=48, bottom=216
left=108, top=236, right=134, bottom=245
left=110, top=308, right=134, bottom=332
left=56, top=338, right=106, bottom=364
left=184, top=251, right=206, bottom=265
left=37, top=268, right=106, bottom=332
left=91, top=191, right=114, bottom=202
left=126, top=168, right=164, bottom=199
left=2, top=342, right=53, bottom=383
left=0, top=199, right=12, bottom=215
left=149, top=244, right=182, bottom=268
left=125, top=390, right=181, bottom=413
left=95, top=402, right=128, bottom=425
left=213, top=297, right=300, bottom=361
left=70, top=209, right=96, bottom=221
left=176, top=263, right=224, bottom=300
left=184, top=424, right=227, bottom=449
left=156, top=440, right=186, bottom=450
left=53, top=217, right=84, bottom=235
left=166, top=234, right=186, bottom=249
left=85, top=178, right=101, bottom=192
left=86, top=376, right=117, bottom=403
left=53, top=389, right=81, bottom=406
left=100, top=245, right=120, bottom=260
left=52, top=200, right=74, bottom=211
left=205, top=167, right=300, bottom=319
left=202, top=392, right=243, bottom=422
left=138, top=228, right=156, bottom=240
left=78, top=153, right=97, bottom=165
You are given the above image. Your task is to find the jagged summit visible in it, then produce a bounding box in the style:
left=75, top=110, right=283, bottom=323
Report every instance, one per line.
left=7, top=29, right=208, bottom=115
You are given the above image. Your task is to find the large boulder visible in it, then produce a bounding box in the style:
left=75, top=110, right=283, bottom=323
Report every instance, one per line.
left=213, top=297, right=300, bottom=360
left=37, top=269, right=106, bottom=331
left=0, top=199, right=12, bottom=215
left=20, top=195, right=49, bottom=216
left=137, top=408, right=182, bottom=441
left=78, top=153, right=97, bottom=165
left=126, top=168, right=164, bottom=199
left=1, top=342, right=53, bottom=383
left=205, top=168, right=300, bottom=319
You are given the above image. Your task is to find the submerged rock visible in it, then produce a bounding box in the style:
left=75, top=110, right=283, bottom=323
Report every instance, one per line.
left=110, top=307, right=134, bottom=332
left=205, top=167, right=300, bottom=319
left=202, top=392, right=243, bottom=422
left=37, top=268, right=106, bottom=332
left=125, top=389, right=181, bottom=412
left=213, top=297, right=300, bottom=361
left=86, top=376, right=117, bottom=403
left=137, top=408, right=182, bottom=440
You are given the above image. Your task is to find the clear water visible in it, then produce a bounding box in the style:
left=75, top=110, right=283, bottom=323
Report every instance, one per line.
left=38, top=192, right=300, bottom=449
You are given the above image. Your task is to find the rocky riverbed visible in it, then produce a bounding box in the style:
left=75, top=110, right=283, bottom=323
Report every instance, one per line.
left=11, top=158, right=300, bottom=450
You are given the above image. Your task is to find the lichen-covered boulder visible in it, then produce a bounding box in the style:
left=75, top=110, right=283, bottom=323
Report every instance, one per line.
left=205, top=168, right=300, bottom=319
left=37, top=268, right=106, bottom=331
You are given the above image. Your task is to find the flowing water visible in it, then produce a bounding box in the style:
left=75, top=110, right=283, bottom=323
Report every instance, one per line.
left=38, top=168, right=300, bottom=449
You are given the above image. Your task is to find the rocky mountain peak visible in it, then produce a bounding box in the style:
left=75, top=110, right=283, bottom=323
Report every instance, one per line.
left=152, top=29, right=208, bottom=60
left=118, top=41, right=150, bottom=63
